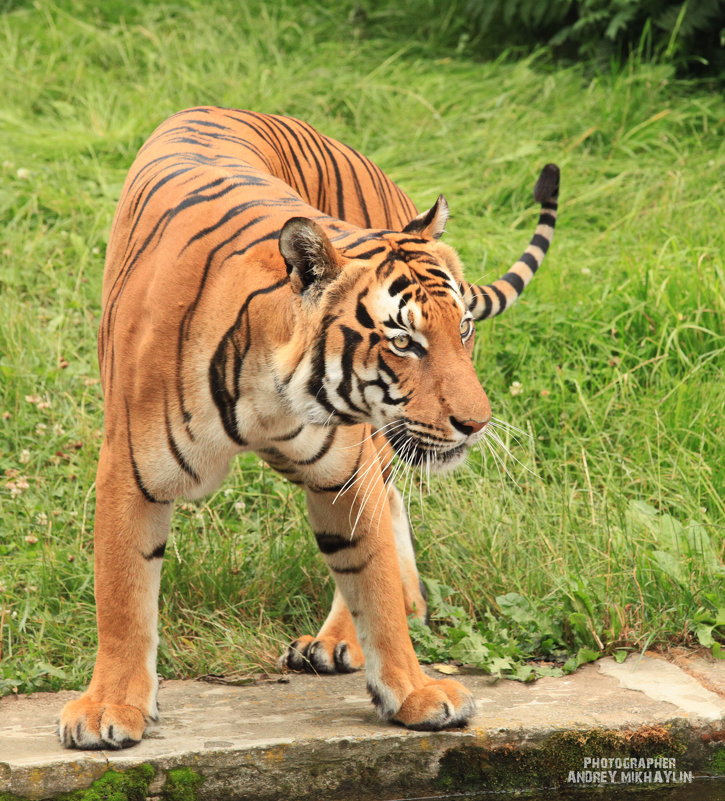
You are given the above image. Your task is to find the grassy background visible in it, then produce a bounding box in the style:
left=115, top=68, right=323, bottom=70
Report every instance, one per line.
left=0, top=0, right=723, bottom=694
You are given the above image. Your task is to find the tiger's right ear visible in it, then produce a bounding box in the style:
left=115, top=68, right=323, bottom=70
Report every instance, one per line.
left=279, top=217, right=343, bottom=297
left=402, top=195, right=449, bottom=239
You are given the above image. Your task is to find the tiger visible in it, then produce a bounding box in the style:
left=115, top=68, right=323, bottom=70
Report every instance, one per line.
left=57, top=106, right=559, bottom=749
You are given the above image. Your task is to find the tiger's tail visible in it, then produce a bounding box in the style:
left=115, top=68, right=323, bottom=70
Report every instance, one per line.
left=462, top=163, right=559, bottom=320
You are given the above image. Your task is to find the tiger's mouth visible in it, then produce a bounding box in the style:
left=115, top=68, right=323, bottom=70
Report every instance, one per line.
left=384, top=423, right=467, bottom=472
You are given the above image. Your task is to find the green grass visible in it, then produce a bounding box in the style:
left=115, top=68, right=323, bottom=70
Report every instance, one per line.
left=0, top=0, right=723, bottom=695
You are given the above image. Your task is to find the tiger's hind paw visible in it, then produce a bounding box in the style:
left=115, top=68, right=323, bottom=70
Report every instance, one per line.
left=58, top=696, right=147, bottom=750
left=280, top=634, right=364, bottom=674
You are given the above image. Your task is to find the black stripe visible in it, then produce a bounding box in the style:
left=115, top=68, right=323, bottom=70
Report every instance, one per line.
left=314, top=532, right=356, bottom=555
left=531, top=233, right=550, bottom=253
left=126, top=403, right=170, bottom=505
left=388, top=275, right=412, bottom=296
left=330, top=552, right=374, bottom=574
left=164, top=395, right=200, bottom=481
left=427, top=268, right=451, bottom=282
left=342, top=144, right=394, bottom=227
left=179, top=199, right=279, bottom=255
left=272, top=115, right=333, bottom=208
left=377, top=353, right=399, bottom=384
left=394, top=237, right=428, bottom=246
left=306, top=314, right=357, bottom=424
left=283, top=119, right=329, bottom=210
left=346, top=245, right=387, bottom=260
left=130, top=166, right=195, bottom=218
left=173, top=211, right=290, bottom=428
left=184, top=118, right=230, bottom=131
left=538, top=212, right=557, bottom=227
left=468, top=286, right=492, bottom=319
left=208, top=333, right=246, bottom=446
left=144, top=542, right=167, bottom=560
left=403, top=417, right=446, bottom=432
left=250, top=112, right=297, bottom=187
left=355, top=294, right=376, bottom=329
left=266, top=464, right=299, bottom=476
left=292, top=428, right=337, bottom=466
left=316, top=134, right=346, bottom=220
left=272, top=424, right=305, bottom=441
left=308, top=445, right=364, bottom=492
left=337, top=326, right=366, bottom=415
left=324, top=137, right=373, bottom=227
left=490, top=284, right=508, bottom=314
left=266, top=116, right=313, bottom=202
left=480, top=290, right=492, bottom=318
left=209, top=278, right=288, bottom=444
left=518, top=251, right=539, bottom=273
left=408, top=429, right=456, bottom=444
left=337, top=232, right=386, bottom=250
left=501, top=272, right=525, bottom=295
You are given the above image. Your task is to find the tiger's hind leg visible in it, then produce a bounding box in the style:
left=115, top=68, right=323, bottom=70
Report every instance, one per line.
left=280, top=482, right=428, bottom=675
left=58, top=438, right=172, bottom=749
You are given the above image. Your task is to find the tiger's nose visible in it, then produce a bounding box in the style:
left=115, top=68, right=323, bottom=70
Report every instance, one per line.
left=450, top=416, right=488, bottom=436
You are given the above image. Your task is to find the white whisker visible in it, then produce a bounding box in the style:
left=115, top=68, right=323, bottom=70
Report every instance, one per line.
left=333, top=423, right=407, bottom=505
left=337, top=419, right=407, bottom=451
left=487, top=428, right=539, bottom=478
left=479, top=429, right=513, bottom=485
left=491, top=416, right=532, bottom=439
left=349, top=438, right=400, bottom=540
left=488, top=421, right=529, bottom=451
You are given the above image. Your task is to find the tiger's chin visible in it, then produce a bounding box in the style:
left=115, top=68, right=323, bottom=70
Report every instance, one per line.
left=424, top=444, right=468, bottom=474
left=387, top=434, right=468, bottom=474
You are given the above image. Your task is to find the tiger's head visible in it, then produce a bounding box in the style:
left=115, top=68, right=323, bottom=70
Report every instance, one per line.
left=278, top=165, right=559, bottom=472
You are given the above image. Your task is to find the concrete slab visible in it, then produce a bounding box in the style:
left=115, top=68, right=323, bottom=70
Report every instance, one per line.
left=598, top=654, right=725, bottom=721
left=664, top=649, right=725, bottom=699
left=1, top=656, right=724, bottom=800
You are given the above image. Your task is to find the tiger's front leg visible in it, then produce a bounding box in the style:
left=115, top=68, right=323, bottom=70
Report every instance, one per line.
left=303, top=440, right=474, bottom=730
left=58, top=440, right=172, bottom=749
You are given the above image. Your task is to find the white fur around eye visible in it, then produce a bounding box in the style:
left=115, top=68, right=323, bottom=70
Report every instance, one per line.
left=460, top=317, right=473, bottom=341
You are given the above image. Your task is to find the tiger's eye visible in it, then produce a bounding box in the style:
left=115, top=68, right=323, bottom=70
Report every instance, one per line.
left=460, top=318, right=473, bottom=340
left=393, top=333, right=411, bottom=350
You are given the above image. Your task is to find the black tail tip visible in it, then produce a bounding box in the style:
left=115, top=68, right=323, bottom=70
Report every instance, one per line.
left=533, top=163, right=560, bottom=204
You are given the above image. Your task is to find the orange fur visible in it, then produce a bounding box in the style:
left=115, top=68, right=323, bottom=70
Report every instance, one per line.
left=58, top=108, right=558, bottom=748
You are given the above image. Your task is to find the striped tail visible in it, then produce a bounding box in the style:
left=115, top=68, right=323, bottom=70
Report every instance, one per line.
left=462, top=164, right=559, bottom=321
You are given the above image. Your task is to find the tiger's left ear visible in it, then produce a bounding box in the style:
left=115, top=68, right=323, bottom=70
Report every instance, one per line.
left=402, top=194, right=449, bottom=239
left=279, top=217, right=343, bottom=297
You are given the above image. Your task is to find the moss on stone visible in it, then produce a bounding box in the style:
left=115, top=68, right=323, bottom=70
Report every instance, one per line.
left=710, top=746, right=725, bottom=776
left=55, top=764, right=154, bottom=801
left=437, top=726, right=688, bottom=793
left=160, top=767, right=204, bottom=801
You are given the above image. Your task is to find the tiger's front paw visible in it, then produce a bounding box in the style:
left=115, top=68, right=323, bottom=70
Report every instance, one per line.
left=393, top=678, right=475, bottom=731
left=280, top=634, right=365, bottom=674
left=58, top=696, right=147, bottom=749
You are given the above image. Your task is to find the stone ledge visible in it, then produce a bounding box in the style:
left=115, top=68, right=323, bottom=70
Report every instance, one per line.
left=1, top=655, right=724, bottom=800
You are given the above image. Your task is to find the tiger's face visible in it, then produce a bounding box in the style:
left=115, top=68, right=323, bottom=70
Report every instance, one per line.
left=279, top=204, right=490, bottom=472
left=346, top=235, right=490, bottom=471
